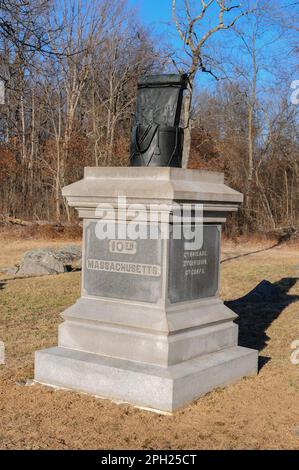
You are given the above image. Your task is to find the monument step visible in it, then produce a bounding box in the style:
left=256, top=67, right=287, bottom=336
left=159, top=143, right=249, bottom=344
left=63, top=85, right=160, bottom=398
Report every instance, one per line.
left=62, top=297, right=238, bottom=334
left=58, top=320, right=238, bottom=366
left=34, top=345, right=258, bottom=413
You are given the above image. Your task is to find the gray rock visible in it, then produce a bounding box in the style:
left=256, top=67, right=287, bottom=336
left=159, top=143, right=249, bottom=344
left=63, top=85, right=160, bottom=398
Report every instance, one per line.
left=17, top=245, right=82, bottom=277
left=0, top=265, right=19, bottom=275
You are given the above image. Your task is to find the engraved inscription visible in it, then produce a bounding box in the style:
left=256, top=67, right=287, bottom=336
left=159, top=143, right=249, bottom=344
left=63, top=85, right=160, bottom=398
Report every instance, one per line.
left=83, top=220, right=163, bottom=303
left=184, top=250, right=208, bottom=277
left=87, top=259, right=161, bottom=277
left=109, top=240, right=136, bottom=255
left=168, top=225, right=220, bottom=303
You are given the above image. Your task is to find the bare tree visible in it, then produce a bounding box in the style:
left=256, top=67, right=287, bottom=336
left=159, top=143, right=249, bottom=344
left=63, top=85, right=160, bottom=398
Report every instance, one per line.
left=0, top=0, right=60, bottom=80
left=45, top=0, right=113, bottom=221
left=172, top=0, right=253, bottom=168
left=88, top=22, right=160, bottom=166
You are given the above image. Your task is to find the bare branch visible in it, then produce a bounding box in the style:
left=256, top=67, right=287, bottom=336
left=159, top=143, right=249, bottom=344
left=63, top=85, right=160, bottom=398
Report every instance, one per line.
left=172, top=0, right=186, bottom=43
left=172, top=0, right=255, bottom=168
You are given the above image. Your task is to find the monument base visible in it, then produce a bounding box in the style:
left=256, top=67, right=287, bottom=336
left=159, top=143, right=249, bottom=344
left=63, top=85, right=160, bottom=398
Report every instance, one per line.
left=35, top=345, right=257, bottom=412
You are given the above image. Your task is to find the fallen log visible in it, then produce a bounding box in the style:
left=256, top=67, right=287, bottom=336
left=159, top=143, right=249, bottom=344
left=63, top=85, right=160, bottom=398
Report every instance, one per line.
left=0, top=215, right=33, bottom=226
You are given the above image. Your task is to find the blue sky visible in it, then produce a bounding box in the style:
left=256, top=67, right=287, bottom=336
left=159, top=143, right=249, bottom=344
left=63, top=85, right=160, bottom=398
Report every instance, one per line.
left=129, top=0, right=179, bottom=50
left=129, top=0, right=173, bottom=29
left=128, top=0, right=298, bottom=98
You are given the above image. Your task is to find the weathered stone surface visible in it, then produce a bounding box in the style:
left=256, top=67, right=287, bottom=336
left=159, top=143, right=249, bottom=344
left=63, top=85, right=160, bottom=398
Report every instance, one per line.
left=84, top=221, right=163, bottom=303
left=0, top=265, right=19, bottom=275
left=35, top=346, right=258, bottom=412
left=63, top=167, right=244, bottom=208
left=168, top=225, right=220, bottom=303
left=58, top=309, right=239, bottom=366
left=0, top=341, right=5, bottom=365
left=17, top=245, right=81, bottom=276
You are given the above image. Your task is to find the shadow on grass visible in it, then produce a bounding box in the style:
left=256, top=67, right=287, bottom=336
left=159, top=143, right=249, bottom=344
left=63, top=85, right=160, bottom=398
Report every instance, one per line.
left=0, top=281, right=6, bottom=290
left=225, top=277, right=299, bottom=370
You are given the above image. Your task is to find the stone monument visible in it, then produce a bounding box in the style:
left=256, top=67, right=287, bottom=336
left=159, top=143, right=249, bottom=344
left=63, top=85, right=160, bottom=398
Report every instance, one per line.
left=34, top=75, right=258, bottom=412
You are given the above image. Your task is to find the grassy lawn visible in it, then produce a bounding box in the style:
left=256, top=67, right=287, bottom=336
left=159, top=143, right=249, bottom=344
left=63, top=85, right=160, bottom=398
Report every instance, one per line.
left=0, top=239, right=299, bottom=449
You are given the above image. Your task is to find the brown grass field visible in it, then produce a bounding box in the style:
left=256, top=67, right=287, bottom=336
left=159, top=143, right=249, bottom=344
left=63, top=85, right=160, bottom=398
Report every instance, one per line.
left=0, top=234, right=299, bottom=449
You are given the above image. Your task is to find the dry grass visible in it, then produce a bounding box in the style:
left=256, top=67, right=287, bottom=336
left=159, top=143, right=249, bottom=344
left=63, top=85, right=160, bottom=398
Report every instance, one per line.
left=0, top=238, right=299, bottom=449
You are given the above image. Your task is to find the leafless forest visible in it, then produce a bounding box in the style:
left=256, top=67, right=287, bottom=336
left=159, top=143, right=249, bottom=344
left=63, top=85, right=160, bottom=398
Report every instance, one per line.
left=0, top=0, right=298, bottom=235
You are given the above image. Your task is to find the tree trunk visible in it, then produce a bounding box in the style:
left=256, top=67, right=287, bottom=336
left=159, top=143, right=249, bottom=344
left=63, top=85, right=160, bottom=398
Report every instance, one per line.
left=181, top=74, right=195, bottom=169
left=245, top=103, right=254, bottom=210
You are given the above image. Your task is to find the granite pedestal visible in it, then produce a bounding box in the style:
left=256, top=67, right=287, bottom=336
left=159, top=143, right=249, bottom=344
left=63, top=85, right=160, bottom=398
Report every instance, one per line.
left=35, top=168, right=258, bottom=412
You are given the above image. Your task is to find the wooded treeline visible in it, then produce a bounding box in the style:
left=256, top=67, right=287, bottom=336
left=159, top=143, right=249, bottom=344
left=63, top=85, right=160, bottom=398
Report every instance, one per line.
left=0, top=0, right=298, bottom=235
left=189, top=82, right=299, bottom=235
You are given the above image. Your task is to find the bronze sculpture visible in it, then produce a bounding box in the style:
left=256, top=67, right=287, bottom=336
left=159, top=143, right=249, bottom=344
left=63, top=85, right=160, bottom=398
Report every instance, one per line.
left=130, top=74, right=187, bottom=167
